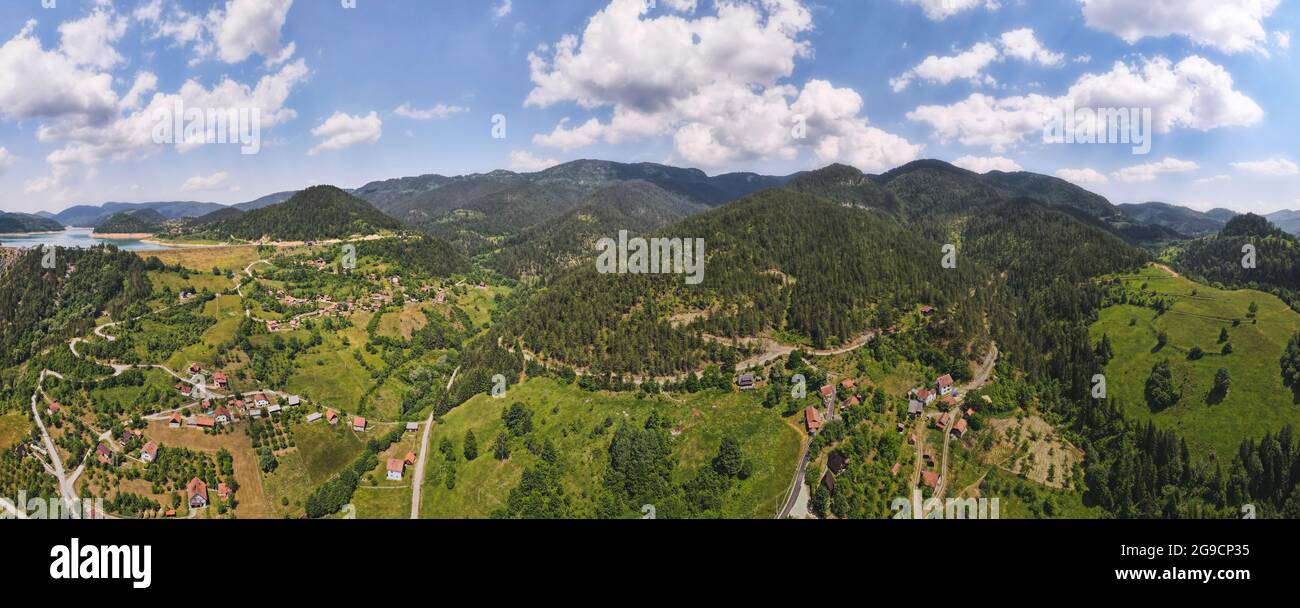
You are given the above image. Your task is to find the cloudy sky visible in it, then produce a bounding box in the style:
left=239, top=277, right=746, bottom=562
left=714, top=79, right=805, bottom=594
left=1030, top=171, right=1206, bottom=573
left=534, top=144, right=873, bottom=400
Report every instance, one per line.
left=0, top=0, right=1295, bottom=214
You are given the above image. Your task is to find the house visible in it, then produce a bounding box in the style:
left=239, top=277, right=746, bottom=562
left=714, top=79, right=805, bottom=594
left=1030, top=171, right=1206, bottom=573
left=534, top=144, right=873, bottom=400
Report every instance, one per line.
left=187, top=477, right=208, bottom=509
left=736, top=373, right=756, bottom=391
left=840, top=378, right=855, bottom=390
left=405, top=451, right=417, bottom=465
left=193, top=416, right=215, bottom=429
left=908, top=399, right=924, bottom=417
left=169, top=412, right=183, bottom=428
left=47, top=402, right=61, bottom=416
left=189, top=363, right=202, bottom=374
left=212, top=371, right=228, bottom=389
left=213, top=406, right=231, bottom=424
left=267, top=404, right=282, bottom=415
left=891, top=462, right=901, bottom=476
left=805, top=406, right=823, bottom=434
left=937, top=412, right=951, bottom=430
left=305, top=412, right=323, bottom=423
left=913, top=388, right=935, bottom=405
left=922, top=470, right=939, bottom=488
left=249, top=408, right=262, bottom=418
left=179, top=385, right=192, bottom=397
left=386, top=458, right=405, bottom=481
left=218, top=483, right=232, bottom=500
left=938, top=394, right=958, bottom=411
left=353, top=416, right=367, bottom=432
left=820, top=471, right=836, bottom=494
left=253, top=393, right=270, bottom=407
left=95, top=443, right=113, bottom=465
left=325, top=409, right=338, bottom=425
left=828, top=451, right=848, bottom=474
left=406, top=422, right=419, bottom=432
left=843, top=396, right=860, bottom=410
left=819, top=384, right=835, bottom=407
left=936, top=374, right=954, bottom=396
left=952, top=418, right=969, bottom=438
left=141, top=442, right=158, bottom=463
left=287, top=395, right=301, bottom=407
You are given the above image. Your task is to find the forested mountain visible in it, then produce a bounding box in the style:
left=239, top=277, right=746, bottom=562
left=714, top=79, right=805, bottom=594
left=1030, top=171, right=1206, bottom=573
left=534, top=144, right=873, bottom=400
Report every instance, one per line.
left=234, top=190, right=298, bottom=211
left=357, top=234, right=470, bottom=277
left=487, top=181, right=706, bottom=278
left=188, top=206, right=246, bottom=225
left=1173, top=214, right=1300, bottom=309
left=493, top=187, right=989, bottom=376
left=784, top=164, right=897, bottom=213
left=1264, top=209, right=1300, bottom=236
left=0, top=246, right=155, bottom=366
left=1119, top=202, right=1227, bottom=237
left=52, top=201, right=227, bottom=227
left=0, top=212, right=62, bottom=233
left=92, top=209, right=167, bottom=234
left=201, top=186, right=403, bottom=241
left=982, top=170, right=1117, bottom=218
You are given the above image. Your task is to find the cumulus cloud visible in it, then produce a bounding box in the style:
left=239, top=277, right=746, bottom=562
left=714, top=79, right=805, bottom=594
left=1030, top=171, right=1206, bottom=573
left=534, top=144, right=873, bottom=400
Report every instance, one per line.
left=891, top=29, right=1061, bottom=92
left=1232, top=158, right=1299, bottom=176
left=509, top=150, right=561, bottom=172
left=899, top=0, right=1001, bottom=20
left=135, top=0, right=295, bottom=66
left=908, top=56, right=1263, bottom=152
left=181, top=171, right=230, bottom=192
left=309, top=111, right=383, bottom=155
left=524, top=0, right=921, bottom=171
left=1113, top=157, right=1198, bottom=182
left=1079, top=0, right=1281, bottom=55
left=1276, top=31, right=1291, bottom=50
left=1055, top=167, right=1109, bottom=184
left=493, top=0, right=513, bottom=20
left=953, top=155, right=1022, bottom=173
left=394, top=103, right=468, bottom=120
left=58, top=6, right=128, bottom=70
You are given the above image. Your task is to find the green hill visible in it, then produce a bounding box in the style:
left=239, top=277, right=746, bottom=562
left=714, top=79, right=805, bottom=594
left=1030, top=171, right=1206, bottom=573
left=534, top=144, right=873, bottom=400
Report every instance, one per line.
left=205, top=185, right=403, bottom=241
left=0, top=212, right=63, bottom=234
left=92, top=209, right=166, bottom=235
left=1171, top=213, right=1300, bottom=309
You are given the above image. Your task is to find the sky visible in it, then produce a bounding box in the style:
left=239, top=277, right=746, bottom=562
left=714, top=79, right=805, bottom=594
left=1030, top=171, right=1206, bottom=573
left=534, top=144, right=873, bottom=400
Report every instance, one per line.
left=0, top=0, right=1296, bottom=215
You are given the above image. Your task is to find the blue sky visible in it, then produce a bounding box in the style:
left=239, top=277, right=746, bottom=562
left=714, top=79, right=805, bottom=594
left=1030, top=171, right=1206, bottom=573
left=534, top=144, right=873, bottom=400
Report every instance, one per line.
left=0, top=0, right=1295, bottom=214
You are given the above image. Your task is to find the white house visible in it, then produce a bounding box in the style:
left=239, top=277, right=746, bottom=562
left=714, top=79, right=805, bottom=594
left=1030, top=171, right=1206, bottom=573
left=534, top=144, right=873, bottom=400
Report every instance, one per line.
left=936, top=374, right=954, bottom=397
left=386, top=458, right=405, bottom=481
left=305, top=412, right=323, bottom=423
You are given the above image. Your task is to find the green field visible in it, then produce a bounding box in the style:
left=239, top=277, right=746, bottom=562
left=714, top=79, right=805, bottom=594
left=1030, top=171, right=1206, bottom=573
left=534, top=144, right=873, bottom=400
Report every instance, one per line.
left=1090, top=264, right=1300, bottom=457
left=419, top=377, right=802, bottom=519
left=261, top=419, right=367, bottom=516
left=0, top=412, right=28, bottom=450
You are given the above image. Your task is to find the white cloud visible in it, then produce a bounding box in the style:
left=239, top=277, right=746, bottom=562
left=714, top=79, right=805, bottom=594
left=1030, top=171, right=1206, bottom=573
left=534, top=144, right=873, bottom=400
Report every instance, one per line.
left=899, top=0, right=1000, bottom=20
left=135, top=0, right=295, bottom=66
left=1079, top=0, right=1281, bottom=55
left=1074, top=55, right=1092, bottom=64
left=0, top=21, right=121, bottom=124
left=1113, top=157, right=1198, bottom=182
left=309, top=111, right=383, bottom=155
left=509, top=150, right=560, bottom=172
left=181, top=171, right=230, bottom=192
left=1276, top=31, right=1292, bottom=50
left=953, top=155, right=1022, bottom=173
left=908, top=56, right=1263, bottom=152
left=891, top=29, right=1062, bottom=92
left=58, top=7, right=128, bottom=70
left=1055, top=167, right=1109, bottom=184
left=664, top=0, right=700, bottom=11
left=890, top=42, right=999, bottom=91
left=1232, top=158, right=1299, bottom=176
left=999, top=28, right=1064, bottom=66
left=0, top=147, right=13, bottom=174
left=493, top=0, right=513, bottom=20
left=525, top=0, right=921, bottom=171
left=1194, top=174, right=1231, bottom=183
left=393, top=103, right=468, bottom=120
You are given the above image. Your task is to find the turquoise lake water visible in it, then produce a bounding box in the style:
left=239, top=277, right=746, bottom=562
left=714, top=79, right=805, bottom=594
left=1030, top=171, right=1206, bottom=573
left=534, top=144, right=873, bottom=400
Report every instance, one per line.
left=0, top=228, right=174, bottom=251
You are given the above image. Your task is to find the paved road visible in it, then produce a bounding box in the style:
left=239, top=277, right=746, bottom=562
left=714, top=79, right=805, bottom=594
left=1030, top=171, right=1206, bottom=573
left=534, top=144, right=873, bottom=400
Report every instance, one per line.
left=30, top=370, right=80, bottom=515
left=411, top=366, right=458, bottom=518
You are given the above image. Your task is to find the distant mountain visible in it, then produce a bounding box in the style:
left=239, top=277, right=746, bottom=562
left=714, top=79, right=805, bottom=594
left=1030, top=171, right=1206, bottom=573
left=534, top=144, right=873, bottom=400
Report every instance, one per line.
left=1118, top=202, right=1226, bottom=237
left=188, top=206, right=246, bottom=226
left=1173, top=213, right=1300, bottom=309
left=982, top=170, right=1117, bottom=218
left=0, top=212, right=63, bottom=234
left=1264, top=209, right=1300, bottom=236
left=1206, top=208, right=1240, bottom=223
left=202, top=185, right=403, bottom=241
left=53, top=201, right=227, bottom=227
left=784, top=163, right=897, bottom=213
left=233, top=191, right=298, bottom=211
left=92, top=209, right=166, bottom=235
left=487, top=180, right=706, bottom=278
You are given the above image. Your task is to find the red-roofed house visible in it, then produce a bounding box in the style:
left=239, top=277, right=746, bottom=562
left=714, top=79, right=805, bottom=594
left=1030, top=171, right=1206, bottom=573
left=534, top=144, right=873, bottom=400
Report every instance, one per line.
left=952, top=418, right=969, bottom=438
left=213, top=406, right=231, bottom=425
left=187, top=477, right=208, bottom=509
left=169, top=412, right=183, bottom=428
left=937, top=412, right=951, bottom=430
left=193, top=416, right=215, bottom=429
left=405, top=452, right=416, bottom=466
left=387, top=458, right=405, bottom=481
left=939, top=394, right=958, bottom=410
left=805, top=407, right=823, bottom=434
left=212, top=371, right=228, bottom=389
left=840, top=378, right=855, bottom=390
left=189, top=363, right=202, bottom=374
left=922, top=470, right=939, bottom=488
left=95, top=443, right=113, bottom=465
left=936, top=374, right=954, bottom=396
left=218, top=483, right=232, bottom=500
left=913, top=388, right=935, bottom=405
left=819, top=384, right=835, bottom=407
left=891, top=462, right=901, bottom=476
left=353, top=416, right=367, bottom=432
left=47, top=402, right=61, bottom=415
left=141, top=442, right=158, bottom=463
left=325, top=409, right=338, bottom=425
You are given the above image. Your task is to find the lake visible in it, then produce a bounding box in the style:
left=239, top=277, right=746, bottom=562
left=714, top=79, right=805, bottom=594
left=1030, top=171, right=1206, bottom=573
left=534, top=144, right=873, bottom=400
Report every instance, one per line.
left=0, top=228, right=173, bottom=251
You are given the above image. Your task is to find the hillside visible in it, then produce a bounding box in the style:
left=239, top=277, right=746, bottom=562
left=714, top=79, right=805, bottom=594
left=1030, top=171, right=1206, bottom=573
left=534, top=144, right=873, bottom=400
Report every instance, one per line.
left=92, top=209, right=166, bottom=235
left=1172, top=213, right=1300, bottom=309
left=1119, top=202, right=1226, bottom=237
left=204, top=185, right=403, bottom=241
left=784, top=163, right=897, bottom=213
left=487, top=180, right=705, bottom=278
left=1264, top=209, right=1300, bottom=236
left=0, top=211, right=63, bottom=233
left=53, top=201, right=227, bottom=227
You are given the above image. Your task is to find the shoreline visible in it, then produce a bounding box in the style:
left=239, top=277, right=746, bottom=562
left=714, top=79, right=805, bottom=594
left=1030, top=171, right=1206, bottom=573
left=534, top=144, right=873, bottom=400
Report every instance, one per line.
left=90, top=232, right=156, bottom=240
left=0, top=229, right=66, bottom=237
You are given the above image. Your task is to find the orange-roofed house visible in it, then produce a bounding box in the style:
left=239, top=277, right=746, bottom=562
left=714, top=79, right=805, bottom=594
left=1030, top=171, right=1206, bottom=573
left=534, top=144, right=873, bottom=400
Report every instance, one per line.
left=218, top=483, right=232, bottom=500
left=326, top=409, right=338, bottom=424
left=819, top=384, right=835, bottom=407
left=952, top=418, right=969, bottom=438
left=805, top=406, right=823, bottom=434
left=141, top=442, right=158, bottom=463
left=353, top=416, right=367, bottom=432
left=169, top=412, right=183, bottom=428
left=193, top=416, right=215, bottom=429
left=47, top=402, right=61, bottom=415
left=386, top=458, right=405, bottom=481
left=212, top=371, right=228, bottom=389
left=936, top=374, right=954, bottom=396
left=405, top=452, right=416, bottom=465
left=840, top=378, right=855, bottom=390
left=187, top=477, right=208, bottom=509
left=922, top=471, right=939, bottom=488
